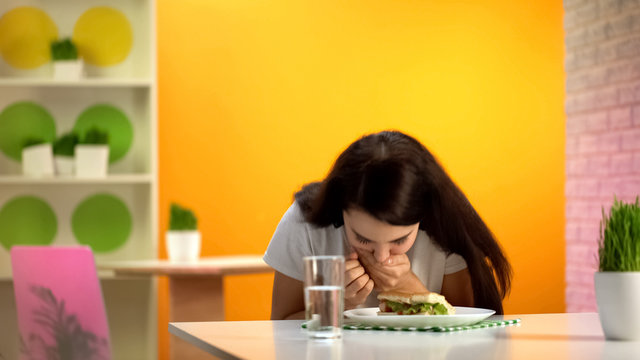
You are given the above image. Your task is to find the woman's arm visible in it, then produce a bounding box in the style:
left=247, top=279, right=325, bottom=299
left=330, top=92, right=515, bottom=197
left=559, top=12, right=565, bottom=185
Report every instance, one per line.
left=440, top=268, right=474, bottom=307
left=270, top=271, right=306, bottom=320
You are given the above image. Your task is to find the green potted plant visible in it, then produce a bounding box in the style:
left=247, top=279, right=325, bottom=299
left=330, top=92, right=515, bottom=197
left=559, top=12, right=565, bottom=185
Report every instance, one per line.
left=53, top=131, right=78, bottom=176
left=75, top=127, right=109, bottom=178
left=166, top=203, right=201, bottom=262
left=595, top=196, right=640, bottom=340
left=21, top=137, right=54, bottom=177
left=51, top=38, right=83, bottom=80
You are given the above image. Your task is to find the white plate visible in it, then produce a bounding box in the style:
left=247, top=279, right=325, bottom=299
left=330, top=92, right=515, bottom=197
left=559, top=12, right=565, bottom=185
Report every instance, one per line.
left=344, top=307, right=495, bottom=328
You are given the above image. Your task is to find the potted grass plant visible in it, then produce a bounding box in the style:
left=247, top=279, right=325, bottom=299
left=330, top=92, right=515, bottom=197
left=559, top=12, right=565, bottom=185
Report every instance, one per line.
left=51, top=38, right=83, bottom=80
left=166, top=203, right=201, bottom=262
left=594, top=196, right=640, bottom=340
left=21, top=138, right=54, bottom=177
left=75, top=127, right=109, bottom=178
left=53, top=132, right=78, bottom=176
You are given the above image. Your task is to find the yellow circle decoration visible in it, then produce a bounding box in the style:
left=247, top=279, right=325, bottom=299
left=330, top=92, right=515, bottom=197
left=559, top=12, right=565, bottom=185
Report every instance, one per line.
left=72, top=7, right=133, bottom=67
left=0, top=7, right=58, bottom=69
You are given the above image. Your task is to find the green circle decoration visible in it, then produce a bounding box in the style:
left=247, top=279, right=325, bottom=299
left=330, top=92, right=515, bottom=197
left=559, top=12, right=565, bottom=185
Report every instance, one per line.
left=0, top=101, right=56, bottom=161
left=73, top=104, right=134, bottom=164
left=0, top=196, right=57, bottom=250
left=72, top=193, right=132, bottom=252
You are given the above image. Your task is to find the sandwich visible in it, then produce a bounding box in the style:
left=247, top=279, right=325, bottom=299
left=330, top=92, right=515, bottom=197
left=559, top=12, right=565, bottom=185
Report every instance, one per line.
left=377, top=291, right=455, bottom=315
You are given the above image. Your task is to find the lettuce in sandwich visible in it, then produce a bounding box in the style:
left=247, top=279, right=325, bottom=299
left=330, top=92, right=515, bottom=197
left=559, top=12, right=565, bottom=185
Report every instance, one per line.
left=377, top=291, right=455, bottom=315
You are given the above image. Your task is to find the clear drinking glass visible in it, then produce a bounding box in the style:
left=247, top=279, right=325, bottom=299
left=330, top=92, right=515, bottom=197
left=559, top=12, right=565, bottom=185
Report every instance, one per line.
left=303, top=255, right=345, bottom=339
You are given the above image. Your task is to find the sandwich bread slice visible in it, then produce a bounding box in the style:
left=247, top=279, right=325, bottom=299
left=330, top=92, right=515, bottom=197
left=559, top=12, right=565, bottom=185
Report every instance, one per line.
left=377, top=291, right=455, bottom=315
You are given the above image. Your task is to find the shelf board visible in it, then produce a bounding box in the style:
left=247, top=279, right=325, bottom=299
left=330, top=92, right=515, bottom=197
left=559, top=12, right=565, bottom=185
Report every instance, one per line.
left=0, top=174, right=154, bottom=184
left=0, top=273, right=157, bottom=281
left=0, top=78, right=153, bottom=87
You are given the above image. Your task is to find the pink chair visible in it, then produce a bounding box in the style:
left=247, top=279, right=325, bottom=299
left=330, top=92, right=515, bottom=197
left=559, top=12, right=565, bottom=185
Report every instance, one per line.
left=11, top=246, right=112, bottom=360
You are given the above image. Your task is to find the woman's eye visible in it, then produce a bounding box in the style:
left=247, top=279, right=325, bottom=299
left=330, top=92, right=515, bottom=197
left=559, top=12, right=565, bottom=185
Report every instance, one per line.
left=393, top=238, right=407, bottom=245
left=356, top=237, right=370, bottom=245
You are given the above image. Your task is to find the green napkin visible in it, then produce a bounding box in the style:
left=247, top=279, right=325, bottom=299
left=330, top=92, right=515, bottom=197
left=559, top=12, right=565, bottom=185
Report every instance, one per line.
left=302, top=318, right=521, bottom=332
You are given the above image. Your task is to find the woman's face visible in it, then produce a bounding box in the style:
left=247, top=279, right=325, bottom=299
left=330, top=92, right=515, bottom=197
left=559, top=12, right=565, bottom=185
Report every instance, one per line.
left=342, top=207, right=419, bottom=263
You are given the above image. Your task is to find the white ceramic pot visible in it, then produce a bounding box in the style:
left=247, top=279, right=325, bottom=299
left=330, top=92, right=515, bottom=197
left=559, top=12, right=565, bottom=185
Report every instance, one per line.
left=75, top=145, right=109, bottom=178
left=594, top=272, right=640, bottom=340
left=53, top=60, right=84, bottom=80
left=22, top=144, right=54, bottom=177
left=54, top=155, right=74, bottom=176
left=166, top=231, right=201, bottom=262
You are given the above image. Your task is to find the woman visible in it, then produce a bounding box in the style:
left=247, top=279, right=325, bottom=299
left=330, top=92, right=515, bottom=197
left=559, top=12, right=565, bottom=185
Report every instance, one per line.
left=264, top=130, right=511, bottom=319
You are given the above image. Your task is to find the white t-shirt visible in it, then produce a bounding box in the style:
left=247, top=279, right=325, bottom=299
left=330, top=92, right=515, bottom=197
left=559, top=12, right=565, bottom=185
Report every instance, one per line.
left=263, top=202, right=468, bottom=307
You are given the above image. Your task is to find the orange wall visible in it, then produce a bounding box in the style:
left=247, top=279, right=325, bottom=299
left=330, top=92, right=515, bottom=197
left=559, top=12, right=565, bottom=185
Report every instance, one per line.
left=158, top=0, right=565, bottom=357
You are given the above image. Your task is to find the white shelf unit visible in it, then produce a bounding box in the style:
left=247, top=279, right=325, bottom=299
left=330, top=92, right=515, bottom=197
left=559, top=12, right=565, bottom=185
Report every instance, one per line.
left=0, top=78, right=153, bottom=87
left=0, top=85, right=154, bottom=176
left=0, top=0, right=158, bottom=359
left=0, top=0, right=153, bottom=80
left=0, top=182, right=155, bottom=274
left=0, top=174, right=153, bottom=184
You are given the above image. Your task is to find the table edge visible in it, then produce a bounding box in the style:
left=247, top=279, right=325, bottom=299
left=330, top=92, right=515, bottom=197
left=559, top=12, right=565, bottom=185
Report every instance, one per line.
left=168, top=322, right=244, bottom=360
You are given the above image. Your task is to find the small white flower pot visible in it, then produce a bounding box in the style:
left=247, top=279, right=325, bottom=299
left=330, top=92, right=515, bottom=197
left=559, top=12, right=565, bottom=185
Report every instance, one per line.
left=22, top=144, right=54, bottom=177
left=54, top=155, right=74, bottom=176
left=53, top=60, right=84, bottom=80
left=75, top=145, right=109, bottom=178
left=594, top=272, right=640, bottom=340
left=166, top=231, right=201, bottom=262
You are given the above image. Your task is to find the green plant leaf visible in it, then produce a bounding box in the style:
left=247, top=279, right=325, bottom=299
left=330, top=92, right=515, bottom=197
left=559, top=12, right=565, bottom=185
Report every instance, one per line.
left=169, top=203, right=198, bottom=231
left=22, top=137, right=47, bottom=149
left=53, top=132, right=78, bottom=156
left=51, top=38, right=78, bottom=61
left=80, top=127, right=109, bottom=145
left=598, top=196, right=640, bottom=271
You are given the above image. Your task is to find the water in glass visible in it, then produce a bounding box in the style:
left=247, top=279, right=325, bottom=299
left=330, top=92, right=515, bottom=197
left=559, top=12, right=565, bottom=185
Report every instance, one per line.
left=304, top=285, right=344, bottom=339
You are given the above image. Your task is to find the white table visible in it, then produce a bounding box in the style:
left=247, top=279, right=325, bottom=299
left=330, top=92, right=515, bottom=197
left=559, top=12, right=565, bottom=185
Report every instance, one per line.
left=99, top=256, right=273, bottom=360
left=169, top=313, right=640, bottom=359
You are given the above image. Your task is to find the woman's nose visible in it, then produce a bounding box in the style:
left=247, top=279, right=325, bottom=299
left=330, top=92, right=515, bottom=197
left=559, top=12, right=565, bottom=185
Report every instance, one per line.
left=373, top=246, right=390, bottom=263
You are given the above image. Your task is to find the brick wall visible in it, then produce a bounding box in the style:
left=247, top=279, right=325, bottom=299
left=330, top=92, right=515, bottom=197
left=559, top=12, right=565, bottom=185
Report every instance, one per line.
left=564, top=0, right=640, bottom=312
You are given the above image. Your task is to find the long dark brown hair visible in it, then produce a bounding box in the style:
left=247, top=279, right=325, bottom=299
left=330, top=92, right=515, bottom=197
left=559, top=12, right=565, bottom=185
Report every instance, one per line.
left=295, top=131, right=511, bottom=314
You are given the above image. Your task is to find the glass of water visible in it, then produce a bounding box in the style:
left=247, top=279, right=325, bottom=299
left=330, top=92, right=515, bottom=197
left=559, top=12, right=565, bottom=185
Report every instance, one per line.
left=303, top=255, right=345, bottom=339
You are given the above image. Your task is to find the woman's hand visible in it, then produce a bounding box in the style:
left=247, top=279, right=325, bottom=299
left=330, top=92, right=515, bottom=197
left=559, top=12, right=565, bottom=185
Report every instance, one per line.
left=344, top=252, right=374, bottom=310
left=356, top=249, right=425, bottom=293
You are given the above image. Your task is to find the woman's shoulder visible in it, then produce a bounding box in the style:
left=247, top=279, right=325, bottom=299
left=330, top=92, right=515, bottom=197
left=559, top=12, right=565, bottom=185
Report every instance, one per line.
left=410, top=230, right=453, bottom=260
left=416, top=230, right=441, bottom=250
left=272, top=201, right=344, bottom=252
left=413, top=230, right=467, bottom=271
left=270, top=202, right=308, bottom=236
left=278, top=201, right=333, bottom=233
left=280, top=201, right=306, bottom=223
